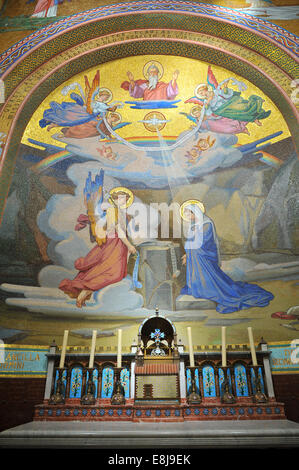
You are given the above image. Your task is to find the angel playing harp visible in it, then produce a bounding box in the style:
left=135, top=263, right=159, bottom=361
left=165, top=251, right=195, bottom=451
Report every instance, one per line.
left=39, top=70, right=129, bottom=139
left=59, top=170, right=138, bottom=308
left=181, top=66, right=271, bottom=135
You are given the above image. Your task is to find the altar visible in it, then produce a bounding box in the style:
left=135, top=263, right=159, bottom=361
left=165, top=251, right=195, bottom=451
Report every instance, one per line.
left=31, top=310, right=288, bottom=423
left=1, top=309, right=299, bottom=448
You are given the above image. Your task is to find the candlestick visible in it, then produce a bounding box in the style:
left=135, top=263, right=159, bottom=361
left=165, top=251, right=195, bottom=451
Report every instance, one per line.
left=186, top=366, right=201, bottom=404
left=81, top=368, right=96, bottom=405
left=221, top=327, right=227, bottom=367
left=49, top=367, right=65, bottom=405
left=88, top=330, right=97, bottom=369
left=252, top=365, right=267, bottom=403
left=117, top=329, right=122, bottom=368
left=111, top=367, right=126, bottom=405
left=248, top=327, right=257, bottom=366
left=187, top=327, right=194, bottom=367
left=59, top=330, right=69, bottom=369
left=220, top=366, right=236, bottom=404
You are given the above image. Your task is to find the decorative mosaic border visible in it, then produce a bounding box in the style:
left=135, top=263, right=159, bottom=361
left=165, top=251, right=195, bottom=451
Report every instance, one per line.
left=35, top=403, right=286, bottom=421
left=0, top=1, right=298, bottom=76
left=3, top=25, right=296, bottom=104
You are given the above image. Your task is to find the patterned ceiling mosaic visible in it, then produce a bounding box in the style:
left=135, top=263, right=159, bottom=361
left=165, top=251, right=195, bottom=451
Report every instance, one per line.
left=0, top=1, right=298, bottom=76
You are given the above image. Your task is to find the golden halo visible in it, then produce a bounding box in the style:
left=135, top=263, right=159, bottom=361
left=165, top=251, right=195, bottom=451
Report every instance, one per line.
left=109, top=186, right=134, bottom=208
left=107, top=111, right=122, bottom=126
left=180, top=199, right=205, bottom=221
left=96, top=87, right=113, bottom=103
left=194, top=83, right=212, bottom=99
left=143, top=60, right=164, bottom=80
left=190, top=105, right=203, bottom=117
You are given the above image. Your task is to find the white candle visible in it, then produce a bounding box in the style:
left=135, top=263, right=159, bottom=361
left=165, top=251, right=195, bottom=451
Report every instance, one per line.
left=117, top=329, right=122, bottom=368
left=59, top=330, right=69, bottom=369
left=221, top=327, right=227, bottom=367
left=187, top=327, right=194, bottom=367
left=248, top=327, right=257, bottom=366
left=88, top=330, right=97, bottom=369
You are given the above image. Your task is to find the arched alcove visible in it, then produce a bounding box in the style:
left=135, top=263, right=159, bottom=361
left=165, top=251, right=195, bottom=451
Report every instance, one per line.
left=0, top=1, right=297, bottom=348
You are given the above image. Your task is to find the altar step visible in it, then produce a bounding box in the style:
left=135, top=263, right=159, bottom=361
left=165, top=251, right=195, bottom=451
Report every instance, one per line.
left=176, top=295, right=216, bottom=311
left=3, top=419, right=299, bottom=448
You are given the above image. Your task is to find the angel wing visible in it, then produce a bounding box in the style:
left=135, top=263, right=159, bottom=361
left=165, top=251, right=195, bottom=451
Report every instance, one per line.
left=184, top=97, right=205, bottom=106
left=85, top=70, right=100, bottom=114
left=207, top=65, right=218, bottom=90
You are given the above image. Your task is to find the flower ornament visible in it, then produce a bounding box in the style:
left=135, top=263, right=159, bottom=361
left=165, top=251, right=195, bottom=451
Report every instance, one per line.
left=150, top=329, right=165, bottom=341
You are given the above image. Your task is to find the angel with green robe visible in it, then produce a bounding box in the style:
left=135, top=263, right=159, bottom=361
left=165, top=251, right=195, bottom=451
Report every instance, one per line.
left=184, top=66, right=271, bottom=133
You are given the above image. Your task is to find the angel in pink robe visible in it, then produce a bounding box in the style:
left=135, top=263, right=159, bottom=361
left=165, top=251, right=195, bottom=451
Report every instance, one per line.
left=184, top=106, right=250, bottom=135
left=59, top=190, right=136, bottom=308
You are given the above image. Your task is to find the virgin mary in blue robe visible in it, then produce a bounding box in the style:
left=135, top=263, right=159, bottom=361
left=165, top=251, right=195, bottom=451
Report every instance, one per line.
left=180, top=203, right=274, bottom=314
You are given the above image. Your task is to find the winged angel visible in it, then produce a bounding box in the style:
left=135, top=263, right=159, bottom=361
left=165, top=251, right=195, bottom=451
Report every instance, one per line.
left=181, top=66, right=271, bottom=135
left=39, top=71, right=130, bottom=139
